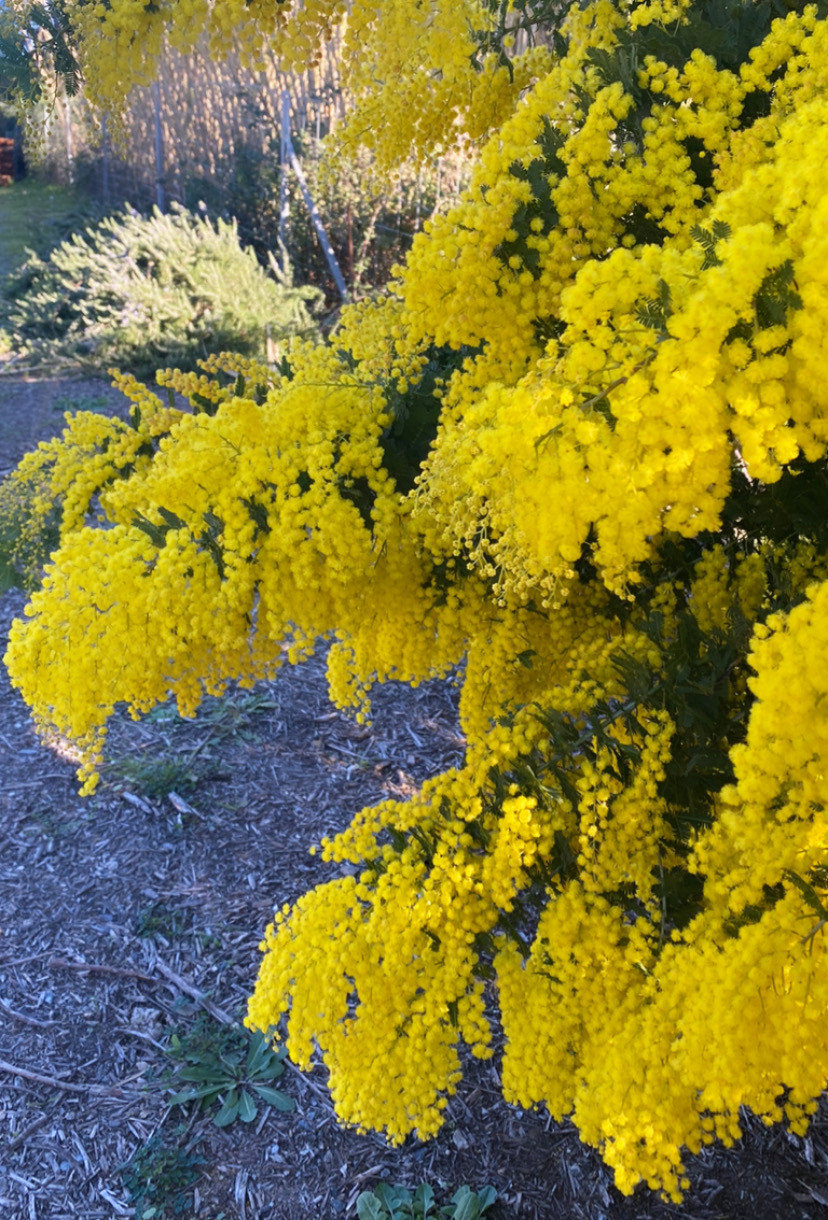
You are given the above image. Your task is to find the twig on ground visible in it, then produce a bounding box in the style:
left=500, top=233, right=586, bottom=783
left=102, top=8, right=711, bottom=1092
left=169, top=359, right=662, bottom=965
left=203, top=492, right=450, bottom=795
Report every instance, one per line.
left=152, top=957, right=236, bottom=1025
left=6, top=775, right=75, bottom=788
left=48, top=953, right=237, bottom=1025
left=47, top=957, right=157, bottom=983
left=0, top=997, right=59, bottom=1029
left=282, top=1057, right=336, bottom=1104
left=0, top=1058, right=136, bottom=1097
left=7, top=1109, right=55, bottom=1151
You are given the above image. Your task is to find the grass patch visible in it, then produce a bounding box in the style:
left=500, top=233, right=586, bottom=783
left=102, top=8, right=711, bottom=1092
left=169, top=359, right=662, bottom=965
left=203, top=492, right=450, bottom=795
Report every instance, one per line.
left=0, top=179, right=92, bottom=279
left=107, top=752, right=199, bottom=800
left=50, top=390, right=115, bottom=415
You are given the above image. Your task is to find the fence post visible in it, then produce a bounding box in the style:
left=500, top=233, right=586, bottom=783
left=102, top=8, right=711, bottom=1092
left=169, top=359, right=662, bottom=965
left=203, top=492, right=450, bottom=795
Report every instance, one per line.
left=279, top=91, right=290, bottom=249
left=281, top=92, right=348, bottom=301
left=287, top=142, right=348, bottom=301
left=101, top=113, right=111, bottom=205
left=152, top=79, right=165, bottom=211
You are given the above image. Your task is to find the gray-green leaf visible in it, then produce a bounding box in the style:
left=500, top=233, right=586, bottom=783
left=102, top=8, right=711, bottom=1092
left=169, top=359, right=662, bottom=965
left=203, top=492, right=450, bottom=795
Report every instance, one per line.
left=252, top=1084, right=295, bottom=1111
left=356, top=1192, right=386, bottom=1220
left=237, top=1090, right=258, bottom=1123
left=214, top=1088, right=241, bottom=1127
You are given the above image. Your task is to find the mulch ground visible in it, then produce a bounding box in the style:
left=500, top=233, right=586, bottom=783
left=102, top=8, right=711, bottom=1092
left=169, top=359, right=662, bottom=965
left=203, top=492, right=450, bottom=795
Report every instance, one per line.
left=1, top=373, right=828, bottom=1220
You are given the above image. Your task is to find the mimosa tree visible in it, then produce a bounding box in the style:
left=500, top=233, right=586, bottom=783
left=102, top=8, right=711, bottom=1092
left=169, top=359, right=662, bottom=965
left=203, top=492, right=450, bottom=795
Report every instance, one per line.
left=3, top=0, right=828, bottom=1201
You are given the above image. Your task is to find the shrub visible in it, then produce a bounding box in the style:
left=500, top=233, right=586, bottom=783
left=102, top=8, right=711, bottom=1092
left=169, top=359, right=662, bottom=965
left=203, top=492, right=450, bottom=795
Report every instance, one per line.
left=5, top=0, right=828, bottom=1205
left=183, top=135, right=466, bottom=303
left=0, top=203, right=321, bottom=374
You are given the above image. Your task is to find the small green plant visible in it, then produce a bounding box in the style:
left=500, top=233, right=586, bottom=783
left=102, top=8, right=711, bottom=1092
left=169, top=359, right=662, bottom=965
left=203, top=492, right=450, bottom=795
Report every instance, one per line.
left=198, top=688, right=279, bottom=729
left=144, top=703, right=186, bottom=727
left=50, top=390, right=114, bottom=415
left=120, top=1125, right=204, bottom=1219
left=135, top=901, right=191, bottom=940
left=108, top=752, right=198, bottom=799
left=165, top=1015, right=295, bottom=1127
left=355, top=1184, right=497, bottom=1220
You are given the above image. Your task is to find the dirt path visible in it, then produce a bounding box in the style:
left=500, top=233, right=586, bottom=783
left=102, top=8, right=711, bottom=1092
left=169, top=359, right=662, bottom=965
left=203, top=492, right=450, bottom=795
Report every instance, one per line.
left=0, top=375, right=126, bottom=477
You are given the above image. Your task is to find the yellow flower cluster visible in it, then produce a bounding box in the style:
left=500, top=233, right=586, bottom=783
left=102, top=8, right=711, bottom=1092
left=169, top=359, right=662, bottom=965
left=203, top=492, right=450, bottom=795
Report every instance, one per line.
left=67, top=0, right=336, bottom=109
left=689, top=546, right=767, bottom=635
left=413, top=60, right=828, bottom=595
left=59, top=0, right=537, bottom=173
left=697, top=577, right=828, bottom=915
left=249, top=697, right=675, bottom=1143
left=4, top=328, right=485, bottom=784
left=6, top=0, right=828, bottom=1202
left=0, top=388, right=180, bottom=588
left=337, top=0, right=546, bottom=173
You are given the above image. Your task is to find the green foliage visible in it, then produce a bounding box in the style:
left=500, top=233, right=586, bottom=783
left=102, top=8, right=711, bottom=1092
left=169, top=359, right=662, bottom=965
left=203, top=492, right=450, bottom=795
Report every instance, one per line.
left=0, top=461, right=61, bottom=592
left=49, top=390, right=115, bottom=415
left=690, top=220, right=731, bottom=270
left=0, top=22, right=35, bottom=109
left=25, top=195, right=112, bottom=261
left=0, top=2, right=82, bottom=109
left=100, top=687, right=279, bottom=802
left=379, top=346, right=476, bottom=494
left=495, top=118, right=565, bottom=278
left=0, top=180, right=95, bottom=281
left=164, top=1015, right=295, bottom=1128
left=471, top=0, right=570, bottom=76
left=135, top=901, right=192, bottom=940
left=143, top=687, right=278, bottom=732
left=724, top=457, right=828, bottom=561
left=120, top=1126, right=204, bottom=1220
left=106, top=752, right=198, bottom=799
left=355, top=1183, right=497, bottom=1220
left=185, top=136, right=457, bottom=302
left=0, top=203, right=322, bottom=374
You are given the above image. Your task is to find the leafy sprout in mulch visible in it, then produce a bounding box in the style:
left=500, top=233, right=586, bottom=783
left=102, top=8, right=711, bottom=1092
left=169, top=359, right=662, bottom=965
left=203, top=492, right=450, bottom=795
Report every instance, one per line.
left=103, top=688, right=281, bottom=799
left=162, top=1014, right=295, bottom=1127
left=107, top=751, right=200, bottom=799
left=355, top=1182, right=498, bottom=1220
left=120, top=1124, right=205, bottom=1220
left=134, top=901, right=193, bottom=941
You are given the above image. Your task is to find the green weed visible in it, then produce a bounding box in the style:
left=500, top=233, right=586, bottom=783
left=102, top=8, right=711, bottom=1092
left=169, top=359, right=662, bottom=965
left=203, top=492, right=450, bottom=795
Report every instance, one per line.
left=135, top=902, right=192, bottom=940
left=164, top=1014, right=295, bottom=1127
left=50, top=391, right=114, bottom=415
left=107, top=752, right=197, bottom=799
left=120, top=1126, right=203, bottom=1220
left=355, top=1183, right=498, bottom=1220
